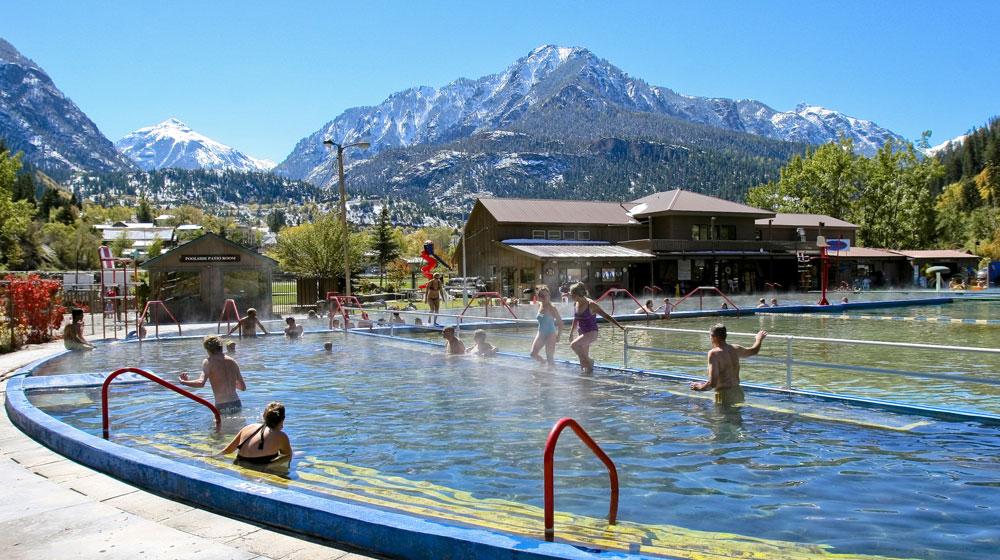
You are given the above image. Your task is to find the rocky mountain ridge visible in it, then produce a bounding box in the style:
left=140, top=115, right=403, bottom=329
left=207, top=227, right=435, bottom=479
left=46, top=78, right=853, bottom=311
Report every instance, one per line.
left=0, top=38, right=134, bottom=178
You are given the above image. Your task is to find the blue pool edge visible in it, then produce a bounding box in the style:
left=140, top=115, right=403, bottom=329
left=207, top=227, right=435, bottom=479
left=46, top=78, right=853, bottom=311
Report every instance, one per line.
left=3, top=367, right=656, bottom=560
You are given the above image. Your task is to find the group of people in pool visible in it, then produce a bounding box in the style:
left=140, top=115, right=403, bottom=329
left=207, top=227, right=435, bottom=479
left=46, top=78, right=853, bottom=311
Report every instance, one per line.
left=437, top=282, right=625, bottom=373
left=63, top=280, right=767, bottom=469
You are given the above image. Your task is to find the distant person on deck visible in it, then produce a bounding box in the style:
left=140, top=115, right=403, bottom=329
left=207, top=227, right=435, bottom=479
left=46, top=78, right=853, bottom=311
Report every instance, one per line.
left=178, top=335, right=247, bottom=414
left=220, top=401, right=292, bottom=467
left=63, top=308, right=94, bottom=351
left=756, top=298, right=767, bottom=308
left=691, top=324, right=767, bottom=406
left=228, top=308, right=268, bottom=337
left=769, top=298, right=778, bottom=307
left=442, top=326, right=465, bottom=354
left=424, top=272, right=446, bottom=326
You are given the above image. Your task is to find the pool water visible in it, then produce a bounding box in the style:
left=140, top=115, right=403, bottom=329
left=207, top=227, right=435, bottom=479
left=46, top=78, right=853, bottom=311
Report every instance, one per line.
left=30, top=332, right=1000, bottom=559
left=392, top=300, right=1000, bottom=415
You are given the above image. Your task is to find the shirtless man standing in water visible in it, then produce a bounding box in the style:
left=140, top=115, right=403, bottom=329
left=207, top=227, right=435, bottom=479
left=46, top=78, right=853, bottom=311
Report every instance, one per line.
left=179, top=335, right=247, bottom=414
left=690, top=324, right=766, bottom=406
left=227, top=308, right=268, bottom=337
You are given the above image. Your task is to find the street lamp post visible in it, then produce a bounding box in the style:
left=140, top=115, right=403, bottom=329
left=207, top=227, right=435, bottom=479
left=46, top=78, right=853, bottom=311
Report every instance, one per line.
left=323, top=139, right=370, bottom=297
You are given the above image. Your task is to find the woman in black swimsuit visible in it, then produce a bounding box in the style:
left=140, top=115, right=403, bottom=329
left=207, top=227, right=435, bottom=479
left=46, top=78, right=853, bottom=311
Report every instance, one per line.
left=220, top=402, right=292, bottom=465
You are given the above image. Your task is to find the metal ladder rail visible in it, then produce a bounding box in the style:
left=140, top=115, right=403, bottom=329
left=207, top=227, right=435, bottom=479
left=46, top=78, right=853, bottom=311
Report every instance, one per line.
left=101, top=367, right=221, bottom=439
left=543, top=417, right=619, bottom=542
left=137, top=300, right=182, bottom=339
left=672, top=285, right=741, bottom=313
left=459, top=291, right=518, bottom=319
left=217, top=298, right=241, bottom=334
left=595, top=287, right=653, bottom=317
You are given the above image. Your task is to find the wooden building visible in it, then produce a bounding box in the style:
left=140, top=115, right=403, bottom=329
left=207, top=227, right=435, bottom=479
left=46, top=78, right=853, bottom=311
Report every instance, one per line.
left=453, top=198, right=653, bottom=297
left=141, top=232, right=278, bottom=322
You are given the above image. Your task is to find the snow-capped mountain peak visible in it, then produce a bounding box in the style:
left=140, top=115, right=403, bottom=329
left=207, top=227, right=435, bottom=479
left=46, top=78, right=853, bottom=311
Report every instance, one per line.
left=276, top=44, right=908, bottom=186
left=116, top=119, right=274, bottom=172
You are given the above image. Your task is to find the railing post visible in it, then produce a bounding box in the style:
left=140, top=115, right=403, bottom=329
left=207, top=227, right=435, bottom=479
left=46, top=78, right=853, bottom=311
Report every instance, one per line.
left=543, top=417, right=618, bottom=542
left=785, top=336, right=793, bottom=389
left=623, top=328, right=629, bottom=369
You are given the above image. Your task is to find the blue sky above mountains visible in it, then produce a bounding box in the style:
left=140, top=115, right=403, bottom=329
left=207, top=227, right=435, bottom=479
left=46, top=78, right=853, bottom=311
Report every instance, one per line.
left=2, top=0, right=997, bottom=162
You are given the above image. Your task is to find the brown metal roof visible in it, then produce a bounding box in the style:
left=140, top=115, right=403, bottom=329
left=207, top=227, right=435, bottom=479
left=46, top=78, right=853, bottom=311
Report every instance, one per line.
left=755, top=213, right=858, bottom=229
left=477, top=198, right=639, bottom=225
left=502, top=243, right=653, bottom=260
left=630, top=189, right=774, bottom=218
left=892, top=249, right=979, bottom=260
left=835, top=247, right=904, bottom=258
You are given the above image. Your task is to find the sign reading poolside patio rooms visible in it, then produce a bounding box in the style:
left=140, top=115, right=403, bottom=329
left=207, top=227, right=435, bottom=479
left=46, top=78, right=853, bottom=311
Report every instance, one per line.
left=179, top=254, right=241, bottom=263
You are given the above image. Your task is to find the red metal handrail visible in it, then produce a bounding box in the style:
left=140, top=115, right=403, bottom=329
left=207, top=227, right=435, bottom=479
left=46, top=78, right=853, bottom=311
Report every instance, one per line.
left=101, top=367, right=221, bottom=439
left=595, top=287, right=650, bottom=317
left=458, top=291, right=518, bottom=319
left=137, top=300, right=182, bottom=339
left=217, top=298, right=241, bottom=334
left=326, top=292, right=369, bottom=328
left=671, top=285, right=740, bottom=314
left=543, top=417, right=618, bottom=542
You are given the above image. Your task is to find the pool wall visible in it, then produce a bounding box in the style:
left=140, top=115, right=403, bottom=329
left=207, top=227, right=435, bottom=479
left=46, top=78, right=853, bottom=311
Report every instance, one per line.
left=4, top=370, right=646, bottom=560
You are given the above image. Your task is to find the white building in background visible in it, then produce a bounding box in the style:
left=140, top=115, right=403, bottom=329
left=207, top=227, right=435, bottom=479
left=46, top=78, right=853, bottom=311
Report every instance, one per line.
left=95, top=222, right=204, bottom=258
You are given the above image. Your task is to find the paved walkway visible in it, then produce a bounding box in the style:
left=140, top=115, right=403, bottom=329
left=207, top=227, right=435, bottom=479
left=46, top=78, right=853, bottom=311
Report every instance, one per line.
left=1, top=344, right=381, bottom=560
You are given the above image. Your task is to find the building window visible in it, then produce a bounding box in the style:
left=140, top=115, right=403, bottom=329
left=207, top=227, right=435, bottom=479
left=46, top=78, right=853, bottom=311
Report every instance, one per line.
left=577, top=230, right=590, bottom=240
left=691, top=225, right=709, bottom=240
left=600, top=268, right=623, bottom=282
left=715, top=225, right=736, bottom=240
left=532, top=230, right=546, bottom=239
left=561, top=268, right=587, bottom=283
left=563, top=231, right=576, bottom=241
left=547, top=230, right=561, bottom=240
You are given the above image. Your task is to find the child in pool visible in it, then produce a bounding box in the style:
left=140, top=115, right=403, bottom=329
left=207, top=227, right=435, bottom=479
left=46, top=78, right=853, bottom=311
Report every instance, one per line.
left=468, top=329, right=497, bottom=357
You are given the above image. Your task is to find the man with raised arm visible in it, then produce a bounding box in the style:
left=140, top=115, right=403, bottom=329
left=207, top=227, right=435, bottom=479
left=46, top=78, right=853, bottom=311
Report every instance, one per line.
left=178, top=335, right=247, bottom=414
left=690, top=324, right=766, bottom=406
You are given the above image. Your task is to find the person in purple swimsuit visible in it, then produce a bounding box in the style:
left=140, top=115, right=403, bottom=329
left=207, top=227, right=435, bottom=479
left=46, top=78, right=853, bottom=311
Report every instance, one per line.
left=567, top=282, right=623, bottom=373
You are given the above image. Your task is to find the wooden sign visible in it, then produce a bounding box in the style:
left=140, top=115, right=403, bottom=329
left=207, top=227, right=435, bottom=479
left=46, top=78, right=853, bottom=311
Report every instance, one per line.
left=180, top=255, right=241, bottom=263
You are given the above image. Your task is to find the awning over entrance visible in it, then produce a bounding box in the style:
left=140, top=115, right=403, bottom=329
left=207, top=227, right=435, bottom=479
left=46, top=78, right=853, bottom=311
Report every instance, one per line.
left=501, top=240, right=653, bottom=260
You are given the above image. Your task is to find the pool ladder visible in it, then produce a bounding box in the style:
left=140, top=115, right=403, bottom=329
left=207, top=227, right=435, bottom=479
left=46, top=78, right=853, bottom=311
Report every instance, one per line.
left=101, top=367, right=221, bottom=439
left=543, top=417, right=619, bottom=542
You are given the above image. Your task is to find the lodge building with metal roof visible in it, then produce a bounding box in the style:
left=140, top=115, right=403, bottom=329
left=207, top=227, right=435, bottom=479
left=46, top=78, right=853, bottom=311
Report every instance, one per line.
left=453, top=189, right=979, bottom=298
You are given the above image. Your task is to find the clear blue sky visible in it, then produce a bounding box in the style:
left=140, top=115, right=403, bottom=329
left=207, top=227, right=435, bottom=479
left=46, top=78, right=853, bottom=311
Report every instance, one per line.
left=2, top=0, right=998, bottom=162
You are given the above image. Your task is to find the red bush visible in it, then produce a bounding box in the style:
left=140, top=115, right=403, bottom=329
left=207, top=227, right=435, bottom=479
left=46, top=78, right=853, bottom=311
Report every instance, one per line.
left=3, top=274, right=66, bottom=346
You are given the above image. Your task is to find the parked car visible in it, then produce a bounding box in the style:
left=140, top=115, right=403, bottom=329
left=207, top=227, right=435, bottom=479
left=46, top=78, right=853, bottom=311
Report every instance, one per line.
left=446, top=277, right=486, bottom=297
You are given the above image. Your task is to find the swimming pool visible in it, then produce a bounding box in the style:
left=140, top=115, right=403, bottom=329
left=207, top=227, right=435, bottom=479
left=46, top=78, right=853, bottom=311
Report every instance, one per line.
left=16, top=331, right=1000, bottom=559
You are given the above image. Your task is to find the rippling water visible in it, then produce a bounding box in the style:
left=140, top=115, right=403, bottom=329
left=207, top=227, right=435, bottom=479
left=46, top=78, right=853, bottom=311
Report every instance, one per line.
left=30, top=331, right=1000, bottom=559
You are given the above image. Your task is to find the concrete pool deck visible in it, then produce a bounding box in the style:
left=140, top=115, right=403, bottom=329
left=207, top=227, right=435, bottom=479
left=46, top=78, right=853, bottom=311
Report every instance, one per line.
left=0, top=343, right=380, bottom=560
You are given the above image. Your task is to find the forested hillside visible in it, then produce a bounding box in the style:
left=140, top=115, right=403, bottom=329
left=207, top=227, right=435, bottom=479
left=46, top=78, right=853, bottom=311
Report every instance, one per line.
left=930, top=118, right=1000, bottom=257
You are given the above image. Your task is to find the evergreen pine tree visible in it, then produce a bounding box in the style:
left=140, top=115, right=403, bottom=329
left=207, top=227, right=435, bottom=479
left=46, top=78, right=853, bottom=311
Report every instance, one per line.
left=371, top=205, right=400, bottom=287
left=136, top=199, right=154, bottom=223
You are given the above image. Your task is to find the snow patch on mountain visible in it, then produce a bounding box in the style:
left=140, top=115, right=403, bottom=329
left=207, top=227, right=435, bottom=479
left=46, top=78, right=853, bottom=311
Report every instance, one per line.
left=927, top=134, right=969, bottom=156
left=115, top=118, right=274, bottom=172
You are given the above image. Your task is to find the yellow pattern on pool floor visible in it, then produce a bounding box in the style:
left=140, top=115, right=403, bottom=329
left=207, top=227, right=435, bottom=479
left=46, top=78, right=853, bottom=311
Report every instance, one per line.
left=134, top=434, right=905, bottom=559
